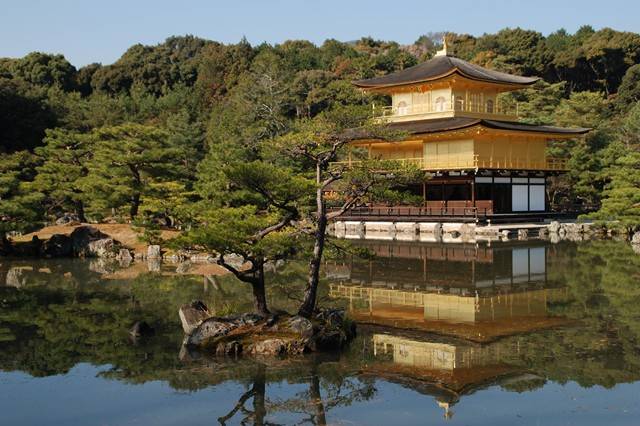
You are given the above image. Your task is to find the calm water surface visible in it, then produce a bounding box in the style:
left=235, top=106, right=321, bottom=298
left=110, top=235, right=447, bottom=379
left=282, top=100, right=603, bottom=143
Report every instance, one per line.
left=1, top=239, right=640, bottom=425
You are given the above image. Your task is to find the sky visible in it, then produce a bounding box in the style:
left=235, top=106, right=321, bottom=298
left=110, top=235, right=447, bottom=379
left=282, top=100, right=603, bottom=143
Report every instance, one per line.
left=1, top=0, right=639, bottom=67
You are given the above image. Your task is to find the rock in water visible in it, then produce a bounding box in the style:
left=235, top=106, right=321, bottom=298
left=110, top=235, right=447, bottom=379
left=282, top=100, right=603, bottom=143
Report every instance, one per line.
left=117, top=248, right=133, bottom=262
left=632, top=232, right=640, bottom=246
left=179, top=301, right=211, bottom=334
left=130, top=321, right=154, bottom=338
left=147, top=245, right=162, bottom=259
left=548, top=221, right=561, bottom=234
left=69, top=226, right=118, bottom=258
left=287, top=316, right=314, bottom=338
left=186, top=317, right=238, bottom=346
left=42, top=234, right=73, bottom=257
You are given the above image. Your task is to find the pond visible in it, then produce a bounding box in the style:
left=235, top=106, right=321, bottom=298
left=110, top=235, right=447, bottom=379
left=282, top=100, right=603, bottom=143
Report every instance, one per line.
left=1, top=239, right=640, bottom=425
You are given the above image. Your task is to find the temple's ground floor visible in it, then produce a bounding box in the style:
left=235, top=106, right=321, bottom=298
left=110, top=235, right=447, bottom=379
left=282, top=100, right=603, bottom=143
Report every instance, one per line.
left=335, top=170, right=573, bottom=223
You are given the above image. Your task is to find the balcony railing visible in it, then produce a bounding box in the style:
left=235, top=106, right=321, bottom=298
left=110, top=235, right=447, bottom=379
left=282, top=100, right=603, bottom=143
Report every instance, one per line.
left=374, top=99, right=518, bottom=119
left=330, top=155, right=568, bottom=171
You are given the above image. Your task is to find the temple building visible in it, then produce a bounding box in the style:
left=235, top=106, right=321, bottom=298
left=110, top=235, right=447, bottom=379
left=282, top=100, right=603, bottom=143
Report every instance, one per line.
left=339, top=40, right=589, bottom=221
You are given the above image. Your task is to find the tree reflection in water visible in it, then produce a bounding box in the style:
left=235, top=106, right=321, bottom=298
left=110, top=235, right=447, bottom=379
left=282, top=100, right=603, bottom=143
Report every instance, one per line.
left=2, top=240, right=640, bottom=423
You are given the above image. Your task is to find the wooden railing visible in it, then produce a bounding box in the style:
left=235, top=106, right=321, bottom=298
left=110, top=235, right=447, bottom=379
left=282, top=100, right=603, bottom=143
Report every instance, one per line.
left=374, top=99, right=518, bottom=119
left=334, top=203, right=493, bottom=219
left=330, top=155, right=568, bottom=171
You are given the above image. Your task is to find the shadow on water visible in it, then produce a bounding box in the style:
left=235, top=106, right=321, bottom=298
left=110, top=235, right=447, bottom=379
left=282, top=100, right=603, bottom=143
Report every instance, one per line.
left=2, top=239, right=640, bottom=423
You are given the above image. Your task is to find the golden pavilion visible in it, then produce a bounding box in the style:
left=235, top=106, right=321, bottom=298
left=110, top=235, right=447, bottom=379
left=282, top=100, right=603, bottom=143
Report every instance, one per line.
left=340, top=40, right=589, bottom=220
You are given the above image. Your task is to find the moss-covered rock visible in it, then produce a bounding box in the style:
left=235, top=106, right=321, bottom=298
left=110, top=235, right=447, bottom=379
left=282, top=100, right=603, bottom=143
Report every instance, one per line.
left=180, top=302, right=356, bottom=356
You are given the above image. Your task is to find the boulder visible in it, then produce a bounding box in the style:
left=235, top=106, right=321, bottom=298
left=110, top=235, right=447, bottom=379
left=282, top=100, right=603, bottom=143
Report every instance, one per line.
left=147, top=245, right=162, bottom=259
left=186, top=317, right=239, bottom=346
left=632, top=232, right=640, bottom=246
left=179, top=300, right=212, bottom=334
left=70, top=226, right=118, bottom=258
left=55, top=213, right=80, bottom=226
left=42, top=234, right=73, bottom=257
left=181, top=309, right=355, bottom=357
left=287, top=315, right=314, bottom=338
left=238, top=312, right=265, bottom=326
left=117, top=248, right=133, bottom=262
left=548, top=221, right=561, bottom=234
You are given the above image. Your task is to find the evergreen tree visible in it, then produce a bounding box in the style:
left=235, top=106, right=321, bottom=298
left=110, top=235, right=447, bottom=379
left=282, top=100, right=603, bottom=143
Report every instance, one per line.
left=589, top=105, right=640, bottom=233
left=30, top=128, right=93, bottom=221
left=81, top=123, right=181, bottom=219
left=0, top=151, right=43, bottom=234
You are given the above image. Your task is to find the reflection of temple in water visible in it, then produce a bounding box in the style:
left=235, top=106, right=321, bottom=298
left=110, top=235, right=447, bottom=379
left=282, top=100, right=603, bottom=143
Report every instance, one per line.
left=329, top=241, right=568, bottom=419
left=328, top=241, right=568, bottom=342
left=369, top=332, right=538, bottom=420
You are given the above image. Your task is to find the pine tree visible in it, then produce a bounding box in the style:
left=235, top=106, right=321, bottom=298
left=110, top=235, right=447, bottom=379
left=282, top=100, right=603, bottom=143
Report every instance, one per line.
left=589, top=105, right=640, bottom=233
left=0, top=151, right=43, bottom=234
left=81, top=123, right=182, bottom=220
left=30, top=128, right=93, bottom=221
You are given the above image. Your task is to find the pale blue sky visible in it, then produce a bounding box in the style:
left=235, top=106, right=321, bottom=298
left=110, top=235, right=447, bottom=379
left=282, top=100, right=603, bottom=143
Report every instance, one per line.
left=1, top=0, right=638, bottom=67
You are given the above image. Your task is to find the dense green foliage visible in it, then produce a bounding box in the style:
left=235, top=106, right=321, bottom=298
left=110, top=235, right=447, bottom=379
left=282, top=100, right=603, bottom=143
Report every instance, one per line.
left=1, top=26, right=640, bottom=233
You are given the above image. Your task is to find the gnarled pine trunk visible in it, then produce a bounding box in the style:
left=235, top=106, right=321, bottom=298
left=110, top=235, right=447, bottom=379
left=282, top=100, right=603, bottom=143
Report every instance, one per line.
left=298, top=178, right=327, bottom=318
left=249, top=265, right=270, bottom=316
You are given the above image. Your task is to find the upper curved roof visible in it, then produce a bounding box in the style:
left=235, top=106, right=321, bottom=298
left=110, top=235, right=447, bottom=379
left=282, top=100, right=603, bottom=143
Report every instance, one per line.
left=353, top=55, right=540, bottom=89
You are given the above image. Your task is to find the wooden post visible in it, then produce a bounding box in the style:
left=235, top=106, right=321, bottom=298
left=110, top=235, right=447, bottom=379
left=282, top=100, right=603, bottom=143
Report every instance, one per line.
left=471, top=178, right=475, bottom=206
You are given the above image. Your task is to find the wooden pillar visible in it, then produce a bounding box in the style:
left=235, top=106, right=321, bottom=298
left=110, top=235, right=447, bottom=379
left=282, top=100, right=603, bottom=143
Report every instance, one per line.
left=422, top=181, right=426, bottom=204
left=471, top=178, right=475, bottom=206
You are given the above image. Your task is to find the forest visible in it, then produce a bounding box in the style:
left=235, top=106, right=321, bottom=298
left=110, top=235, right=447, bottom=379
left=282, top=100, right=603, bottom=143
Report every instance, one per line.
left=1, top=26, right=640, bottom=236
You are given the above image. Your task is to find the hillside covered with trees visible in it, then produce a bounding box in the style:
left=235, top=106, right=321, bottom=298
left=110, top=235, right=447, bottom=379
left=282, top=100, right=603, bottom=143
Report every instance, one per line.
left=1, top=26, right=640, bottom=236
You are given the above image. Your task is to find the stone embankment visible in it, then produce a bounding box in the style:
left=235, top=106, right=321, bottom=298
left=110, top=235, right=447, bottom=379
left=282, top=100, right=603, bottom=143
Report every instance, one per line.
left=178, top=301, right=356, bottom=357
left=331, top=219, right=617, bottom=244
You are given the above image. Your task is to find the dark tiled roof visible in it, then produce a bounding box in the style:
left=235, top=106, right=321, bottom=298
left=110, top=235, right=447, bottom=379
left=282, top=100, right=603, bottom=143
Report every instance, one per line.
left=354, top=55, right=539, bottom=88
left=346, top=118, right=590, bottom=139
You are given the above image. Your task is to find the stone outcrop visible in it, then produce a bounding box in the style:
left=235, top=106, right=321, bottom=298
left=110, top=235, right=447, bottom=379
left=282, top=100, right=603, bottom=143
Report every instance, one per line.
left=179, top=300, right=212, bottom=334
left=55, top=213, right=80, bottom=225
left=147, top=245, right=162, bottom=259
left=69, top=226, right=119, bottom=258
left=42, top=234, right=73, bottom=257
left=181, top=302, right=355, bottom=356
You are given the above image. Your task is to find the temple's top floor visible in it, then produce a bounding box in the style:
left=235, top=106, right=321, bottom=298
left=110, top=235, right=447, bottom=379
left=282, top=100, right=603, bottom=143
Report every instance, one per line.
left=354, top=53, right=538, bottom=92
left=353, top=43, right=540, bottom=122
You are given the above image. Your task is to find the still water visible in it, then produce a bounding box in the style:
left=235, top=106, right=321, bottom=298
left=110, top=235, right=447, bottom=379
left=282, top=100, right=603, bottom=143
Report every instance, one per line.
left=1, top=240, right=640, bottom=425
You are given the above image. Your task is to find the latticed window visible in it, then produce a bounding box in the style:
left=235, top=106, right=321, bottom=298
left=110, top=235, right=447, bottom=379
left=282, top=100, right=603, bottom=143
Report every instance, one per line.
left=486, top=99, right=494, bottom=113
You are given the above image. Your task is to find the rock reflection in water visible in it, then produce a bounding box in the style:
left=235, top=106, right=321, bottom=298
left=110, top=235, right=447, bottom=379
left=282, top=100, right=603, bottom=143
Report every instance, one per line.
left=2, top=240, right=640, bottom=424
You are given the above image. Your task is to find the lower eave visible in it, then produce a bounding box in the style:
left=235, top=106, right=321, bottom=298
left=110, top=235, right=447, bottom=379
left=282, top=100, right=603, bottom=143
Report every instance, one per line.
left=346, top=118, right=591, bottom=142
